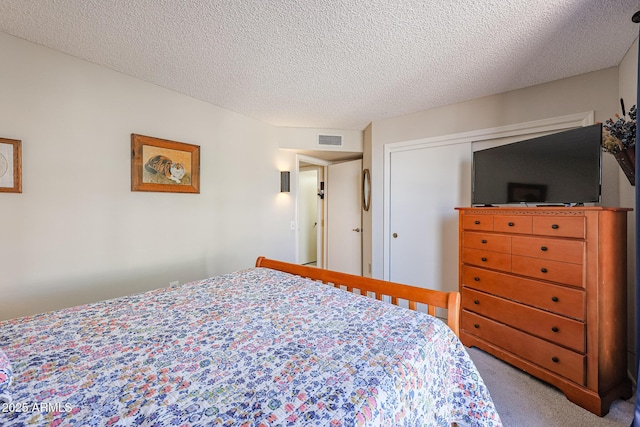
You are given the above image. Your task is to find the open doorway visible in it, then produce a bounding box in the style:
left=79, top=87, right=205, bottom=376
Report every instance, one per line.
left=298, top=166, right=321, bottom=266
left=296, top=153, right=364, bottom=271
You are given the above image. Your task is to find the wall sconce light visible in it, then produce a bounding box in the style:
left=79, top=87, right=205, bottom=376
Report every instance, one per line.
left=280, top=171, right=290, bottom=192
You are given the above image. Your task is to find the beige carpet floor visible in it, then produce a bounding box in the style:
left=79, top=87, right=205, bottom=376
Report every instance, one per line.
left=466, top=347, right=636, bottom=427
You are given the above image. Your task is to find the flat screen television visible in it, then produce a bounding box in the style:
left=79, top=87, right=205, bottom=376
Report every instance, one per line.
left=472, top=123, right=602, bottom=205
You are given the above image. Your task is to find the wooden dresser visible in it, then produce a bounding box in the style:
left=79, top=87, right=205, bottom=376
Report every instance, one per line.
left=456, top=207, right=631, bottom=416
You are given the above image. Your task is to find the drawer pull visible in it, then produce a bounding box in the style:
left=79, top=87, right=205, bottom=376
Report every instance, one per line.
left=474, top=300, right=480, bottom=305
left=474, top=324, right=480, bottom=329
left=541, top=268, right=548, bottom=273
left=551, top=296, right=559, bottom=302
left=474, top=220, right=480, bottom=224
left=474, top=277, right=480, bottom=282
left=481, top=239, right=487, bottom=244
left=481, top=257, right=487, bottom=262
left=552, top=356, right=559, bottom=363
left=508, top=222, right=514, bottom=226
left=540, top=246, right=548, bottom=251
left=551, top=224, right=559, bottom=229
left=551, top=327, right=559, bottom=333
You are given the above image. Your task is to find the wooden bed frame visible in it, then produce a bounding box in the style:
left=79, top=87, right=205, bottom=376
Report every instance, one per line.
left=256, top=257, right=460, bottom=336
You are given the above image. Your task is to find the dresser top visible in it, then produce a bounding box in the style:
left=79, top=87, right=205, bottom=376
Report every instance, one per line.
left=456, top=206, right=632, bottom=212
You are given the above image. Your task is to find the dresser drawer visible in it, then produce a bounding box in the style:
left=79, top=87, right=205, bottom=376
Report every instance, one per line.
left=512, top=255, right=583, bottom=288
left=462, top=248, right=511, bottom=271
left=462, top=311, right=586, bottom=385
left=462, top=288, right=585, bottom=352
left=494, top=215, right=532, bottom=234
left=462, top=266, right=585, bottom=320
left=532, top=216, right=585, bottom=238
left=512, top=236, right=584, bottom=264
left=463, top=232, right=511, bottom=253
left=463, top=215, right=493, bottom=231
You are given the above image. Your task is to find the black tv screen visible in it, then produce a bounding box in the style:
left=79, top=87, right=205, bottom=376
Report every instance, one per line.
left=472, top=124, right=602, bottom=205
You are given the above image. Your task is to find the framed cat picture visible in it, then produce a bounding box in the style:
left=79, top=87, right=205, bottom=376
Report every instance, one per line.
left=131, top=134, right=200, bottom=193
left=0, top=138, right=22, bottom=193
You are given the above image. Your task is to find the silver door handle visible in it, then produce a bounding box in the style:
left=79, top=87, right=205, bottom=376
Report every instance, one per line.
left=352, top=228, right=361, bottom=232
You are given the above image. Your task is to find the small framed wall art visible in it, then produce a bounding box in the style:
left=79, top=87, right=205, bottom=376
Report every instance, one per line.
left=131, top=134, right=200, bottom=193
left=0, top=138, right=22, bottom=193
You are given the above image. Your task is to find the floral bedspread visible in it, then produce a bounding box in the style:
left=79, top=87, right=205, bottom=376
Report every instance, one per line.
left=0, top=348, right=12, bottom=404
left=0, top=267, right=501, bottom=426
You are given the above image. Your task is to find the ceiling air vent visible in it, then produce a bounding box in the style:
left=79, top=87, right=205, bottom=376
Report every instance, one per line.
left=318, top=134, right=343, bottom=147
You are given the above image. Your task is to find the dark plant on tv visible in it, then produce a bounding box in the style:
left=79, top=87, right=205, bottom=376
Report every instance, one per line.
left=602, top=104, right=636, bottom=153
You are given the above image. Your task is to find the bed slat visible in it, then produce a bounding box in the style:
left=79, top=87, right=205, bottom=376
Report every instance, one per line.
left=256, top=256, right=460, bottom=336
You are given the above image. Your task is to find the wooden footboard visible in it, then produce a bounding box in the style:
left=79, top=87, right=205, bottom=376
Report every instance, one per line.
left=255, top=257, right=460, bottom=336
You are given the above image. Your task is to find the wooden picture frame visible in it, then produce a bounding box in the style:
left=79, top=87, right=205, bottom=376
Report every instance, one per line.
left=131, top=134, right=200, bottom=193
left=0, top=138, right=22, bottom=193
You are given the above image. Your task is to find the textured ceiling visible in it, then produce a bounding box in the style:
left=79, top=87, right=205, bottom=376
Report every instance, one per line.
left=0, top=0, right=639, bottom=130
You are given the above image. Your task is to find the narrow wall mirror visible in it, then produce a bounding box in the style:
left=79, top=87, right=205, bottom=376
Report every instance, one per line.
left=362, top=168, right=371, bottom=211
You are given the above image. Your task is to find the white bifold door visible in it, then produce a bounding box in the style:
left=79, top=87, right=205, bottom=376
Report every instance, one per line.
left=388, top=143, right=471, bottom=292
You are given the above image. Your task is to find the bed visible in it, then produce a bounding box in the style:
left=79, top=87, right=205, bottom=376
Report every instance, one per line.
left=0, top=257, right=501, bottom=426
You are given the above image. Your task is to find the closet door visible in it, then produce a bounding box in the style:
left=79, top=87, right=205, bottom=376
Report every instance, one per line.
left=389, top=142, right=471, bottom=292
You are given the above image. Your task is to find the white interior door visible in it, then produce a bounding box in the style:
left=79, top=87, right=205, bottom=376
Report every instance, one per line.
left=389, top=143, right=471, bottom=292
left=327, top=159, right=362, bottom=275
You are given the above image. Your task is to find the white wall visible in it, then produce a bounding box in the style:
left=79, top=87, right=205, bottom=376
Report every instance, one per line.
left=0, top=32, right=303, bottom=320
left=362, top=124, right=372, bottom=277
left=278, top=126, right=362, bottom=153
left=618, top=37, right=638, bottom=375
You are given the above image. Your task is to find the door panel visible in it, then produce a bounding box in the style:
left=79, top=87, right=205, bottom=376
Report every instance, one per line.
left=327, top=159, right=362, bottom=275
left=389, top=143, right=471, bottom=292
